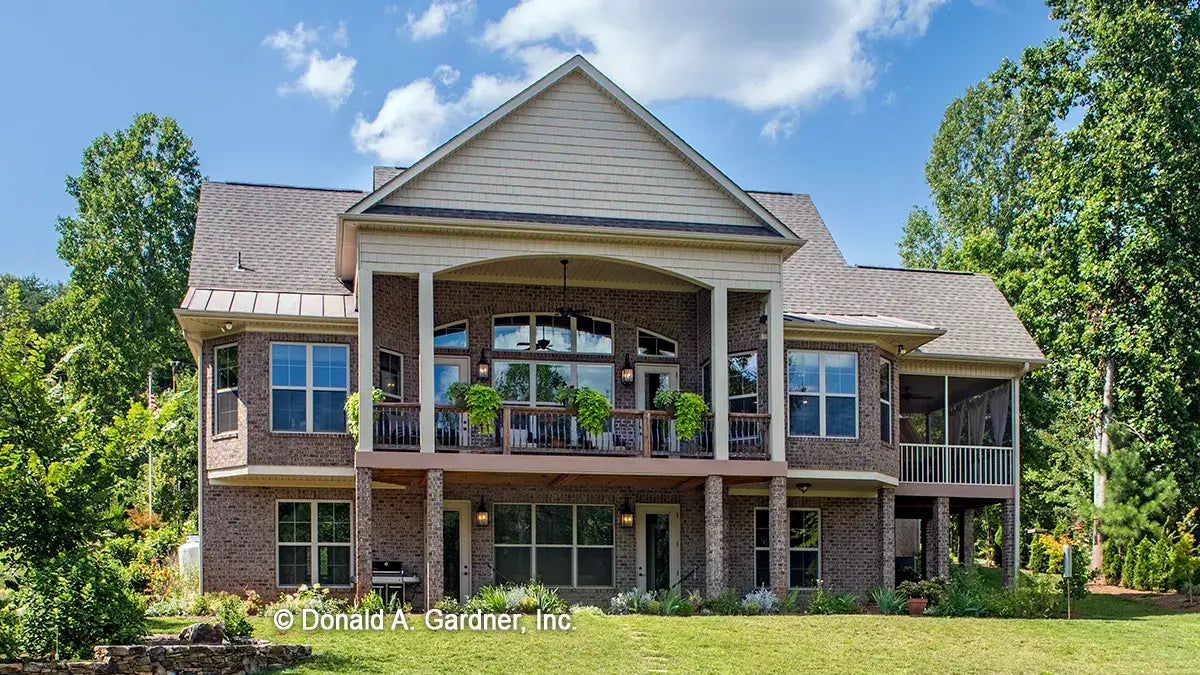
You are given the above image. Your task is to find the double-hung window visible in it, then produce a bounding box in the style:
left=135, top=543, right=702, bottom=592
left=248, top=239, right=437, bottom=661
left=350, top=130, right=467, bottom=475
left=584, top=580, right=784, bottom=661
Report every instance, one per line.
left=753, top=508, right=820, bottom=589
left=879, top=359, right=892, bottom=444
left=492, top=314, right=613, bottom=354
left=214, top=344, right=239, bottom=434
left=277, top=500, right=352, bottom=587
left=271, top=343, right=350, bottom=433
left=493, top=504, right=614, bottom=587
left=787, top=350, right=857, bottom=437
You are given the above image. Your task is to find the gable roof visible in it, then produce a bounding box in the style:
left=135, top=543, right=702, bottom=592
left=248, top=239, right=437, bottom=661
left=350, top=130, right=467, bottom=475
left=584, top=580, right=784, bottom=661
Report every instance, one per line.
left=187, top=181, right=363, bottom=295
left=347, top=55, right=799, bottom=241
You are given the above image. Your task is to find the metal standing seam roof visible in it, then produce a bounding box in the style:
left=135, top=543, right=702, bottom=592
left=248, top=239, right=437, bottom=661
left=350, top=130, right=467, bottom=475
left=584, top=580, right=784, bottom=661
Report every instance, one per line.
left=180, top=288, right=357, bottom=320
left=784, top=312, right=942, bottom=332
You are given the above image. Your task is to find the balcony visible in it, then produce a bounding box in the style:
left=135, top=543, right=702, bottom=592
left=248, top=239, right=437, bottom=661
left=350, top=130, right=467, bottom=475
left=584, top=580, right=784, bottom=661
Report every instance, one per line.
left=899, top=443, right=1014, bottom=486
left=373, top=402, right=771, bottom=461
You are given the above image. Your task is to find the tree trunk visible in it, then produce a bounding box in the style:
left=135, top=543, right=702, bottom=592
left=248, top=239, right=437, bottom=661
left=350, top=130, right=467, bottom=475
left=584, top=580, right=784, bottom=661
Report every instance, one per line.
left=1090, top=357, right=1115, bottom=571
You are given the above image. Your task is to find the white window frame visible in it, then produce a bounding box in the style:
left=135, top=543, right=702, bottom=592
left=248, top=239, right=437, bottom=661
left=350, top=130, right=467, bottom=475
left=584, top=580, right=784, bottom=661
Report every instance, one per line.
left=275, top=499, right=353, bottom=588
left=492, top=503, right=615, bottom=588
left=786, top=350, right=859, bottom=439
left=636, top=327, right=678, bottom=358
left=269, top=342, right=350, bottom=434
left=879, top=358, right=892, bottom=444
left=213, top=343, right=239, bottom=436
left=491, top=313, right=614, bottom=355
left=728, top=350, right=759, bottom=413
left=753, top=507, right=821, bottom=590
left=378, top=348, right=404, bottom=401
left=491, top=361, right=615, bottom=406
left=433, top=320, right=469, bottom=349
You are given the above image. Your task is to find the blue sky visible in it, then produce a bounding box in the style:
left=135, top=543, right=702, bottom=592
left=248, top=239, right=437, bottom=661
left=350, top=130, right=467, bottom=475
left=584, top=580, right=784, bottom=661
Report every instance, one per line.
left=0, top=1, right=1060, bottom=281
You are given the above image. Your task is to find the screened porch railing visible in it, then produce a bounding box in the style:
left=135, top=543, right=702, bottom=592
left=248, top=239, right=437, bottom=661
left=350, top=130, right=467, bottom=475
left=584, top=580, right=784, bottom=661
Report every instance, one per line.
left=899, top=443, right=1014, bottom=485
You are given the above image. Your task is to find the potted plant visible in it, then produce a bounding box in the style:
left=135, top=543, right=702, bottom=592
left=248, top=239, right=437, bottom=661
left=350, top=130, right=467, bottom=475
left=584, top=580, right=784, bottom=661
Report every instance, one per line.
left=897, top=578, right=945, bottom=616
left=556, top=385, right=611, bottom=436
left=446, top=382, right=502, bottom=434
left=653, top=388, right=709, bottom=440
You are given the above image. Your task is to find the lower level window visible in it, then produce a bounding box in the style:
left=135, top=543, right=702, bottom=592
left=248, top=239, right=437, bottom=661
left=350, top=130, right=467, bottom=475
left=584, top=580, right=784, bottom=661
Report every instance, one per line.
left=277, top=501, right=352, bottom=586
left=753, top=508, right=820, bottom=589
left=493, top=504, right=614, bottom=587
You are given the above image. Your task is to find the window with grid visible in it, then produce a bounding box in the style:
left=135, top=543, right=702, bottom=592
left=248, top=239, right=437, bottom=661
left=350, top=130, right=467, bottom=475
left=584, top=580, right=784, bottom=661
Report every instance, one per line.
left=277, top=501, right=352, bottom=586
left=753, top=508, right=820, bottom=589
left=214, top=344, right=238, bottom=434
left=433, top=321, right=468, bottom=348
left=493, top=504, right=614, bottom=587
left=786, top=350, right=857, bottom=437
left=270, top=343, right=349, bottom=433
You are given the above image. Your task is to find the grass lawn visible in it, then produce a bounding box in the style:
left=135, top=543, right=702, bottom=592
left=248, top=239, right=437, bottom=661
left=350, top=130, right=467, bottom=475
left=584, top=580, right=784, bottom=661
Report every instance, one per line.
left=148, top=590, right=1200, bottom=674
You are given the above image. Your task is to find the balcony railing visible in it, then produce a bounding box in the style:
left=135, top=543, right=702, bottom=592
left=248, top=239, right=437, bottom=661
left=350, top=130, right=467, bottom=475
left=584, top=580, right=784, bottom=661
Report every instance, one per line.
left=899, top=443, right=1014, bottom=486
left=372, top=402, right=770, bottom=460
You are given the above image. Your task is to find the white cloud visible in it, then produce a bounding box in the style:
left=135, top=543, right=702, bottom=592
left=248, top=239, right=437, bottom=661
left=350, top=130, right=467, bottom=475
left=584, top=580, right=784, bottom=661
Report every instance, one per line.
left=433, top=64, right=461, bottom=86
left=406, top=0, right=475, bottom=40
left=264, top=22, right=357, bottom=108
left=353, top=0, right=948, bottom=161
left=761, top=109, right=799, bottom=141
left=882, top=90, right=897, bottom=105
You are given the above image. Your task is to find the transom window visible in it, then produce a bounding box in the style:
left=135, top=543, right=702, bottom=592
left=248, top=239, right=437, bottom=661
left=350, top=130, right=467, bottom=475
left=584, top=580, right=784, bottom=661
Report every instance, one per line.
left=214, top=344, right=238, bottom=434
left=434, top=321, right=468, bottom=348
left=493, top=361, right=614, bottom=405
left=493, top=504, right=614, bottom=587
left=271, top=343, right=349, bottom=433
left=754, top=508, right=820, bottom=589
left=492, top=314, right=613, bottom=354
left=637, top=329, right=677, bottom=358
left=277, top=501, right=352, bottom=587
left=879, top=359, right=892, bottom=444
left=379, top=349, right=403, bottom=400
left=787, top=350, right=857, bottom=438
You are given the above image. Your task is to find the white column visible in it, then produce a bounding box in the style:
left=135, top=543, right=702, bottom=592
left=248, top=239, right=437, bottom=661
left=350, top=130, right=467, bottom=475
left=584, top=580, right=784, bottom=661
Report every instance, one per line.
left=419, top=272, right=435, bottom=453
left=710, top=284, right=729, bottom=460
left=357, top=269, right=374, bottom=452
left=1012, top=374, right=1022, bottom=583
left=768, top=286, right=786, bottom=462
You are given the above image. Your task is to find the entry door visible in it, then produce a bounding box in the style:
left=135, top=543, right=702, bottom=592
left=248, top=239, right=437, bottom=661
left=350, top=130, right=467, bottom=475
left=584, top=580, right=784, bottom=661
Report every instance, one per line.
left=433, top=357, right=470, bottom=445
left=636, top=364, right=680, bottom=454
left=635, top=504, right=681, bottom=593
left=442, top=500, right=472, bottom=603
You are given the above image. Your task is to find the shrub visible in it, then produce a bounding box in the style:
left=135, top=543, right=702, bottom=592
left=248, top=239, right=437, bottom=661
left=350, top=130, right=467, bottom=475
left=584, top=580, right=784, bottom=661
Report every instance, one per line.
left=1043, top=534, right=1065, bottom=575
left=1120, top=545, right=1138, bottom=588
left=659, top=588, right=689, bottom=616
left=16, top=549, right=146, bottom=660
left=1102, top=539, right=1123, bottom=584
left=993, top=574, right=1060, bottom=619
left=0, top=590, right=21, bottom=662
left=430, top=596, right=459, bottom=614
left=931, top=568, right=993, bottom=617
left=463, top=582, right=566, bottom=614
left=870, top=588, right=905, bottom=615
left=897, top=578, right=948, bottom=605
left=218, top=601, right=253, bottom=639
left=700, top=590, right=743, bottom=616
left=1149, top=536, right=1173, bottom=592
left=1131, top=538, right=1154, bottom=590
left=1169, top=530, right=1198, bottom=592
left=1027, top=534, right=1047, bottom=574
left=896, top=564, right=921, bottom=585
left=741, top=586, right=781, bottom=615
left=1055, top=556, right=1095, bottom=600
left=779, top=588, right=801, bottom=613
left=609, top=588, right=655, bottom=615
left=641, top=599, right=663, bottom=615
left=265, top=584, right=348, bottom=619
left=806, top=583, right=859, bottom=615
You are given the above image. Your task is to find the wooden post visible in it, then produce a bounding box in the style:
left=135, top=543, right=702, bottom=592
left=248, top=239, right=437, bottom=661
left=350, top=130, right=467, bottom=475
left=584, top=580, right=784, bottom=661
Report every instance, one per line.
left=642, top=411, right=652, bottom=458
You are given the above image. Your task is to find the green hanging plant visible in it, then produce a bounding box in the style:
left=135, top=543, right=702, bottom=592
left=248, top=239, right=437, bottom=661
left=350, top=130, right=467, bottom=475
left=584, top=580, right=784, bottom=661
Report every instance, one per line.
left=345, top=388, right=385, bottom=448
left=652, top=388, right=680, bottom=414
left=456, top=383, right=502, bottom=434
left=556, top=386, right=611, bottom=436
left=671, top=392, right=709, bottom=440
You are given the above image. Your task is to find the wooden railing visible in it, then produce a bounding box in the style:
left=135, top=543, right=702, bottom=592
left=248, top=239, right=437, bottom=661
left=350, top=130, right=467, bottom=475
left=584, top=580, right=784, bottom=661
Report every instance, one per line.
left=372, top=403, right=771, bottom=460
left=899, top=443, right=1014, bottom=485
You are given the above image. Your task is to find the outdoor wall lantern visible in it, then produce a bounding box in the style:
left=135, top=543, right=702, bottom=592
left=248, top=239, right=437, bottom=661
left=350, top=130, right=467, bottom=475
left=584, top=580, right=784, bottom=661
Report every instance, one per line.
left=476, top=349, right=491, bottom=381
left=619, top=498, right=635, bottom=528
left=620, top=354, right=635, bottom=386
left=475, top=496, right=490, bottom=527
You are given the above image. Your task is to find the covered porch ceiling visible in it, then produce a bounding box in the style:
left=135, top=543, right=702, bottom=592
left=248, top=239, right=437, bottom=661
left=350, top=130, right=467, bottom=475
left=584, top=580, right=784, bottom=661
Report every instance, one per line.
left=436, top=256, right=701, bottom=293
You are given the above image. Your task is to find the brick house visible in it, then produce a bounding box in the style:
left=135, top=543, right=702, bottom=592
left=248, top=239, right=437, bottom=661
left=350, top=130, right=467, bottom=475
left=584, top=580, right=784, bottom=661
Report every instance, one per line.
left=176, top=56, right=1045, bottom=609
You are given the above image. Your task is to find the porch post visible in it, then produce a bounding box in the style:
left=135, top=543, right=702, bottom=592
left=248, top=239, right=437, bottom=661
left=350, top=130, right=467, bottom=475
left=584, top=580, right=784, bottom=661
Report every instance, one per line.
left=425, top=469, right=444, bottom=608
left=768, top=476, right=788, bottom=598
left=928, top=497, right=950, bottom=578
left=354, top=467, right=373, bottom=597
left=961, top=508, right=975, bottom=567
left=1001, top=498, right=1017, bottom=587
left=358, top=269, right=374, bottom=452
left=1011, top=375, right=1021, bottom=583
left=710, top=284, right=729, bottom=460
left=879, top=487, right=896, bottom=589
left=419, top=272, right=435, bottom=453
left=704, top=475, right=725, bottom=595
left=767, top=286, right=786, bottom=462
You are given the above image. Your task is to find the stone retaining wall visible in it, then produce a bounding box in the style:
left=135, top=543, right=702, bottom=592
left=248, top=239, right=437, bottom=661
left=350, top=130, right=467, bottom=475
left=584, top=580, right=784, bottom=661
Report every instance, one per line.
left=0, top=642, right=310, bottom=674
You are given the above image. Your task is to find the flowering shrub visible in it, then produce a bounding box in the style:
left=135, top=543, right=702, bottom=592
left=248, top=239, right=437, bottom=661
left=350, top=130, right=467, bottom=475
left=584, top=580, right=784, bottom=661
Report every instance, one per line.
left=741, top=586, right=781, bottom=614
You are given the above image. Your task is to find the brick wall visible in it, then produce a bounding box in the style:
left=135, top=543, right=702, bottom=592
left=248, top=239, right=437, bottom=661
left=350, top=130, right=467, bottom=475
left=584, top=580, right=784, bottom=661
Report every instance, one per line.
left=199, top=331, right=358, bottom=470
left=783, top=339, right=899, bottom=476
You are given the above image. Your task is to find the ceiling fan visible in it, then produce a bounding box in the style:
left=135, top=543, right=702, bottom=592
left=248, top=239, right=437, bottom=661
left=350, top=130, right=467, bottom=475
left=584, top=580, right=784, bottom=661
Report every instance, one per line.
left=515, top=259, right=587, bottom=350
